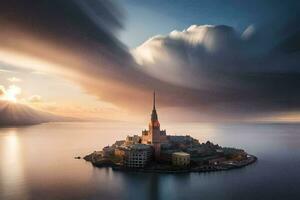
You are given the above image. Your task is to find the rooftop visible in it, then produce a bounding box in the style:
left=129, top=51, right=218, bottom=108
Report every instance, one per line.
left=173, top=152, right=190, bottom=156
left=130, top=143, right=151, bottom=150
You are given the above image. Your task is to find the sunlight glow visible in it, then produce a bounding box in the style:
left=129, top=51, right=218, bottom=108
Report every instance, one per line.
left=1, top=130, right=29, bottom=199
left=3, top=85, right=22, bottom=103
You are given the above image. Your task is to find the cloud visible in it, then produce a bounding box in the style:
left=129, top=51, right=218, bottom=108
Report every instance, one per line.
left=7, top=77, right=21, bottom=82
left=28, top=95, right=42, bottom=103
left=131, top=24, right=300, bottom=118
left=0, top=1, right=299, bottom=121
left=0, top=0, right=157, bottom=113
left=0, top=85, right=21, bottom=102
left=133, top=24, right=300, bottom=89
left=242, top=25, right=256, bottom=40
left=0, top=85, right=6, bottom=97
left=132, top=25, right=247, bottom=89
left=0, top=69, right=13, bottom=73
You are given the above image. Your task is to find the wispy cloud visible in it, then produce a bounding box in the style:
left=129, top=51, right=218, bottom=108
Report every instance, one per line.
left=0, top=68, right=14, bottom=73
left=7, top=77, right=21, bottom=82
left=28, top=95, right=42, bottom=103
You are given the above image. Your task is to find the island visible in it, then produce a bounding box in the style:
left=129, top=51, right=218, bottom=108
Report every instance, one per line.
left=83, top=92, right=257, bottom=173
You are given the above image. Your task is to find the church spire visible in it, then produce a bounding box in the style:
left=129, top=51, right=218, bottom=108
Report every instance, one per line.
left=151, top=91, right=158, bottom=121
left=153, top=91, right=156, bottom=110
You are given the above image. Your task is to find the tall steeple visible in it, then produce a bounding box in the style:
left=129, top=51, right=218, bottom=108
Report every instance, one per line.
left=151, top=91, right=158, bottom=121
left=153, top=91, right=156, bottom=110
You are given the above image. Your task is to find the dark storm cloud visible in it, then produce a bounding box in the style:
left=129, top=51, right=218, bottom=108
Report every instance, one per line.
left=0, top=0, right=173, bottom=117
left=1, top=0, right=122, bottom=49
left=0, top=0, right=132, bottom=67
left=0, top=0, right=300, bottom=121
left=0, top=0, right=156, bottom=102
left=133, top=19, right=300, bottom=118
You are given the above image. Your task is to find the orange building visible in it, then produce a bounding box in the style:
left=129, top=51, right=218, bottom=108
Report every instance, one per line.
left=141, top=92, right=167, bottom=160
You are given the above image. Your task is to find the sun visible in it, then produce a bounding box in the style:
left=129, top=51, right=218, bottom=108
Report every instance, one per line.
left=3, top=85, right=21, bottom=103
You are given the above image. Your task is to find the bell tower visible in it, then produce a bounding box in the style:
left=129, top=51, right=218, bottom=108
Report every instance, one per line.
left=149, top=91, right=161, bottom=159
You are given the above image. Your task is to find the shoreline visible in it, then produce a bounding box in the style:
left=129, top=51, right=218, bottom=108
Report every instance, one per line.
left=87, top=154, right=257, bottom=174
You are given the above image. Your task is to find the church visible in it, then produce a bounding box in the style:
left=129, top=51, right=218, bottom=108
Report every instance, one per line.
left=141, top=92, right=168, bottom=159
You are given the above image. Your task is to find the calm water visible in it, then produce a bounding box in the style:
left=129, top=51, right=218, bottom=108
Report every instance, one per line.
left=1, top=122, right=300, bottom=200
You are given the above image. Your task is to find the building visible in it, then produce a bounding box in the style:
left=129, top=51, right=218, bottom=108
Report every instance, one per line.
left=112, top=140, right=125, bottom=148
left=123, top=144, right=152, bottom=168
left=102, top=146, right=115, bottom=157
left=172, top=152, right=190, bottom=166
left=208, top=157, right=226, bottom=165
left=141, top=92, right=167, bottom=159
left=114, top=147, right=126, bottom=157
left=125, top=135, right=141, bottom=146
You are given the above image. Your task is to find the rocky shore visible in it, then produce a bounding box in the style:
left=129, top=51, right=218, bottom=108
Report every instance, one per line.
left=113, top=155, right=257, bottom=173
left=83, top=151, right=257, bottom=174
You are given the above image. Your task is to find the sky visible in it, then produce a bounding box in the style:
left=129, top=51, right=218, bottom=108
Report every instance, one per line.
left=120, top=0, right=298, bottom=47
left=0, top=0, right=299, bottom=122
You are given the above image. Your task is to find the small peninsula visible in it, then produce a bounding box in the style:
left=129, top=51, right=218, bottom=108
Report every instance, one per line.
left=84, top=92, right=257, bottom=173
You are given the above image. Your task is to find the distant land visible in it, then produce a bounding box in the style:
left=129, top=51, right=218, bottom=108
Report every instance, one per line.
left=0, top=100, right=77, bottom=126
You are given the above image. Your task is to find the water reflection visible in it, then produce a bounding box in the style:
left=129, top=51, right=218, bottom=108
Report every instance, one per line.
left=0, top=129, right=28, bottom=200
left=1, top=122, right=300, bottom=200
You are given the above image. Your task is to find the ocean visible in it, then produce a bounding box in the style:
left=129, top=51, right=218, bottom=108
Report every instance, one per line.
left=0, top=122, right=300, bottom=200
